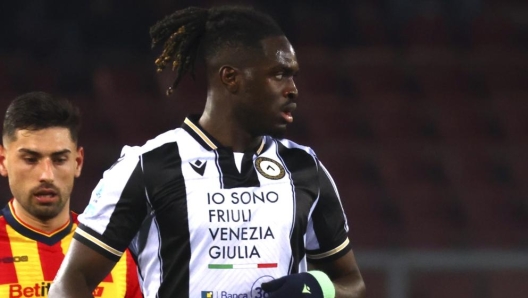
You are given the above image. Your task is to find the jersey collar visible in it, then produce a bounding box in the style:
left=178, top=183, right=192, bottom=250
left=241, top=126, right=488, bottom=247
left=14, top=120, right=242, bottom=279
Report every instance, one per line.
left=182, top=114, right=267, bottom=155
left=0, top=199, right=75, bottom=246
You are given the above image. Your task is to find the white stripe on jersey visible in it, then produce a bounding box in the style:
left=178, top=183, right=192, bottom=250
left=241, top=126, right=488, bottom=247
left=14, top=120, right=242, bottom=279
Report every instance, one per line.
left=181, top=136, right=296, bottom=296
left=132, top=211, right=163, bottom=298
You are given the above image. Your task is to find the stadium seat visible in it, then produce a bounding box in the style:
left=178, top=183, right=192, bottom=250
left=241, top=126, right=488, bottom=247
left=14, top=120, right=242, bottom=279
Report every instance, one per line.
left=472, top=46, right=528, bottom=96
left=294, top=46, right=342, bottom=95
left=488, top=270, right=528, bottom=298
left=410, top=271, right=483, bottom=298
left=362, top=92, right=437, bottom=142
left=297, top=93, right=365, bottom=141
left=444, top=145, right=528, bottom=248
left=470, top=12, right=516, bottom=46
left=397, top=183, right=466, bottom=249
left=377, top=146, right=465, bottom=248
left=342, top=182, right=401, bottom=249
left=493, top=93, right=528, bottom=140
left=508, top=143, right=528, bottom=194
left=0, top=58, right=16, bottom=96
left=401, top=14, right=451, bottom=46
left=406, top=48, right=471, bottom=98
left=341, top=47, right=404, bottom=97
left=311, top=140, right=398, bottom=248
left=347, top=0, right=391, bottom=46
left=431, top=95, right=502, bottom=144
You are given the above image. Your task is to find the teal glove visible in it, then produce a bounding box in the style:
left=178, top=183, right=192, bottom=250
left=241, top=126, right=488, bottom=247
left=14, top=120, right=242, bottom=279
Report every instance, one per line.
left=261, top=271, right=335, bottom=298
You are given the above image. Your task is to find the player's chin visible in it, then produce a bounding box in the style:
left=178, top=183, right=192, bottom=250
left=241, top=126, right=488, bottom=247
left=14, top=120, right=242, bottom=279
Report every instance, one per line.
left=31, top=205, right=63, bottom=221
left=268, top=125, right=288, bottom=139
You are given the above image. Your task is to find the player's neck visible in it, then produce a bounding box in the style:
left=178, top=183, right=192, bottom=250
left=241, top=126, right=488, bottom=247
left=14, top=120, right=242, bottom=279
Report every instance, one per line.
left=199, top=112, right=262, bottom=152
left=11, top=200, right=70, bottom=234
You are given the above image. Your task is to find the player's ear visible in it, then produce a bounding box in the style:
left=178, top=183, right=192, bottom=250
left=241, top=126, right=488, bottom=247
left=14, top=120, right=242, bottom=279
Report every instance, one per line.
left=74, top=146, right=84, bottom=178
left=0, top=144, right=8, bottom=177
left=219, top=66, right=240, bottom=93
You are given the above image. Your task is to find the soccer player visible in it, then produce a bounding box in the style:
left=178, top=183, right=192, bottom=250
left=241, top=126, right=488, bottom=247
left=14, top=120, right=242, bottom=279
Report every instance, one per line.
left=50, top=6, right=366, bottom=298
left=0, top=92, right=142, bottom=298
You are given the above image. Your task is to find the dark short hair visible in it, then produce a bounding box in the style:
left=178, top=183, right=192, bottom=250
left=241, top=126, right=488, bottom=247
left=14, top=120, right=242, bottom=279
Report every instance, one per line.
left=2, top=91, right=81, bottom=143
left=150, top=5, right=284, bottom=94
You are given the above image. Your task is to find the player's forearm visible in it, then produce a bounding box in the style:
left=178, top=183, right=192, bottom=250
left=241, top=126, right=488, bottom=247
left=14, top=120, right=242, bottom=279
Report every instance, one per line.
left=49, top=273, right=95, bottom=298
left=333, top=272, right=366, bottom=298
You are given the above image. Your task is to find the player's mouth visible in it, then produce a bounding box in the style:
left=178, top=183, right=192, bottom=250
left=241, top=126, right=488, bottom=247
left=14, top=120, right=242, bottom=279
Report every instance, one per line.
left=281, top=103, right=297, bottom=123
left=33, top=189, right=59, bottom=204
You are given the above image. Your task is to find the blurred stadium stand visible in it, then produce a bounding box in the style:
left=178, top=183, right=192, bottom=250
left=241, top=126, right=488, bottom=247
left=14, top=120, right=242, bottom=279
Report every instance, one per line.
left=1, top=0, right=528, bottom=297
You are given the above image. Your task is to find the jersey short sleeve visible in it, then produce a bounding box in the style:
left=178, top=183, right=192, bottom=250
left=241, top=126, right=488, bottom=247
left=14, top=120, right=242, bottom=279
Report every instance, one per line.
left=305, top=160, right=351, bottom=263
left=75, top=146, right=149, bottom=261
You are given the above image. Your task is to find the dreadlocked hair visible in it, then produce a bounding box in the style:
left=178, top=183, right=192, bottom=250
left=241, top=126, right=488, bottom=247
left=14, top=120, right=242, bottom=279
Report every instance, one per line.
left=150, top=6, right=284, bottom=96
left=150, top=7, right=208, bottom=96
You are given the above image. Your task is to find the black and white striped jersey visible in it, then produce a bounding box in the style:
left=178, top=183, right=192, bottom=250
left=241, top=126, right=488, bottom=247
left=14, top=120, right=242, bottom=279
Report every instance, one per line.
left=75, top=115, right=351, bottom=298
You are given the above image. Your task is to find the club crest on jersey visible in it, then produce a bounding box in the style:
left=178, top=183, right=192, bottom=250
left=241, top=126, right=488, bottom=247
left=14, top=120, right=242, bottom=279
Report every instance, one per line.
left=191, top=160, right=207, bottom=176
left=255, top=157, right=285, bottom=180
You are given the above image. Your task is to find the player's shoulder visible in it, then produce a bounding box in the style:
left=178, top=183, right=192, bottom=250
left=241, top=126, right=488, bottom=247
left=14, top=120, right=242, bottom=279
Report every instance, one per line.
left=70, top=211, right=79, bottom=223
left=119, top=127, right=185, bottom=159
left=0, top=212, right=9, bottom=232
left=0, top=205, right=7, bottom=222
left=275, top=137, right=317, bottom=158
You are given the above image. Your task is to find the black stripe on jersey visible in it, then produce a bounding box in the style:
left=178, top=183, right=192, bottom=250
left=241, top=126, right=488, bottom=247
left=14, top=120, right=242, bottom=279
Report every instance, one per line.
left=75, top=224, right=122, bottom=262
left=103, top=161, right=149, bottom=251
left=217, top=148, right=260, bottom=189
left=306, top=163, right=352, bottom=263
left=141, top=142, right=191, bottom=298
left=276, top=141, right=319, bottom=274
left=134, top=203, right=154, bottom=286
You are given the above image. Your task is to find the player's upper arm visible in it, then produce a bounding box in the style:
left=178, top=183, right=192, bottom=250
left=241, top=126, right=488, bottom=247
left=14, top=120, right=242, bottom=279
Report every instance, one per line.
left=53, top=238, right=119, bottom=293
left=309, top=249, right=366, bottom=298
left=308, top=249, right=358, bottom=279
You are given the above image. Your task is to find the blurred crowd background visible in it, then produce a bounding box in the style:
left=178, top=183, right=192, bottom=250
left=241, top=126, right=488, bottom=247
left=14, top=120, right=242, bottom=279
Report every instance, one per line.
left=1, top=0, right=527, bottom=297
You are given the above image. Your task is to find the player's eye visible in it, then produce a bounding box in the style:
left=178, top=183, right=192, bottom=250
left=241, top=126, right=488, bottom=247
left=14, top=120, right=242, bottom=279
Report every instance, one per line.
left=53, top=157, right=68, bottom=165
left=23, top=157, right=38, bottom=164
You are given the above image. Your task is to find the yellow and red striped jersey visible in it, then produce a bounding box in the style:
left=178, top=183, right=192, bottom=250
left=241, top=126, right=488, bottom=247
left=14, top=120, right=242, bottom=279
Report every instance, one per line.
left=0, top=199, right=142, bottom=298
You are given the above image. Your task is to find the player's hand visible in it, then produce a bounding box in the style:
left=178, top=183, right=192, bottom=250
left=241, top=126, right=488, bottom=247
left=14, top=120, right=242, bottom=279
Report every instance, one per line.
left=261, top=271, right=335, bottom=298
